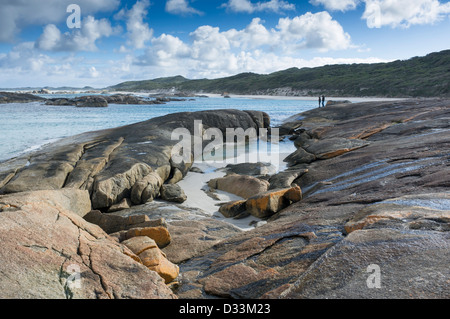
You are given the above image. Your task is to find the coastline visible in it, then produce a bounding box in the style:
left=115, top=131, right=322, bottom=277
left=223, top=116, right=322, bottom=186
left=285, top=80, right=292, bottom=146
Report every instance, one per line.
left=0, top=98, right=449, bottom=299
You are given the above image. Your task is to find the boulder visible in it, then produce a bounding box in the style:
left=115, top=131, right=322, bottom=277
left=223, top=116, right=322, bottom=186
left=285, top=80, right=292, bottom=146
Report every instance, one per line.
left=117, top=226, right=172, bottom=249
left=208, top=174, right=270, bottom=199
left=283, top=148, right=316, bottom=167
left=121, top=236, right=179, bottom=284
left=223, top=162, right=276, bottom=176
left=200, top=263, right=279, bottom=298
left=160, top=184, right=187, bottom=203
left=0, top=190, right=175, bottom=299
left=268, top=168, right=308, bottom=190
left=130, top=171, right=163, bottom=205
left=276, top=120, right=303, bottom=136
left=219, top=200, right=247, bottom=218
left=108, top=197, right=132, bottom=213
left=163, top=219, right=242, bottom=264
left=245, top=186, right=303, bottom=218
left=293, top=132, right=313, bottom=149
left=83, top=210, right=167, bottom=234
left=76, top=96, right=108, bottom=108
left=138, top=245, right=179, bottom=284
left=92, top=163, right=153, bottom=209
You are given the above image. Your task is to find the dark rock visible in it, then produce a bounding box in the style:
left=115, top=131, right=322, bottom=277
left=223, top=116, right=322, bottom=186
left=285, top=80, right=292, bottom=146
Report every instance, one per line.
left=219, top=200, right=247, bottom=218
left=303, top=137, right=370, bottom=159
left=268, top=168, right=308, bottom=190
left=223, top=162, right=276, bottom=176
left=0, top=91, right=45, bottom=104
left=189, top=166, right=204, bottom=174
left=325, top=100, right=352, bottom=106
left=283, top=148, right=316, bottom=166
left=160, top=184, right=187, bottom=203
left=293, top=131, right=313, bottom=148
left=75, top=96, right=108, bottom=108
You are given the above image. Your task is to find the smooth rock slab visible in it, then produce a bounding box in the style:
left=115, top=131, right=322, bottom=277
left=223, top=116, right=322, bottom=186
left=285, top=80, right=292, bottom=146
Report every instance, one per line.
left=208, top=174, right=270, bottom=199
left=0, top=190, right=175, bottom=299
left=304, top=137, right=370, bottom=159
left=280, top=228, right=450, bottom=299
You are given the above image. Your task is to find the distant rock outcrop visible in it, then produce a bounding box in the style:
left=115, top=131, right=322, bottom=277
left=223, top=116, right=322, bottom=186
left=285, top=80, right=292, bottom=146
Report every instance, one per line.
left=0, top=91, right=45, bottom=104
left=45, top=94, right=167, bottom=107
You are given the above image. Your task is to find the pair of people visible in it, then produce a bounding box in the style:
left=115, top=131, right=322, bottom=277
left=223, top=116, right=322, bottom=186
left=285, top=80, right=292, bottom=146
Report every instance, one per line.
left=318, top=95, right=326, bottom=107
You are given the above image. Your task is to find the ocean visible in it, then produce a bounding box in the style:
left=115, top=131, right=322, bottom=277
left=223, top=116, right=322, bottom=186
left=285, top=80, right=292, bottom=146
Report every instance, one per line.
left=0, top=94, right=386, bottom=163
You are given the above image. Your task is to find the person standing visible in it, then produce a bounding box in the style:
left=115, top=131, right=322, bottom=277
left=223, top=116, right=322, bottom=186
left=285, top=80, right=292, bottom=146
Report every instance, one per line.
left=318, top=96, right=322, bottom=108
left=322, top=95, right=326, bottom=107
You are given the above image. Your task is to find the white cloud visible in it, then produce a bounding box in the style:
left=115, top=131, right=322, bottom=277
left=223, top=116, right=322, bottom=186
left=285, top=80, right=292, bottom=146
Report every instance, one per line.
left=35, top=16, right=117, bottom=52
left=135, top=12, right=355, bottom=78
left=116, top=0, right=154, bottom=49
left=222, top=0, right=296, bottom=13
left=0, top=0, right=120, bottom=42
left=0, top=42, right=52, bottom=72
left=165, top=0, right=203, bottom=15
left=362, top=0, right=450, bottom=28
left=137, top=33, right=191, bottom=66
left=309, top=0, right=360, bottom=12
left=276, top=12, right=352, bottom=52
left=225, top=18, right=276, bottom=50
left=309, top=0, right=450, bottom=28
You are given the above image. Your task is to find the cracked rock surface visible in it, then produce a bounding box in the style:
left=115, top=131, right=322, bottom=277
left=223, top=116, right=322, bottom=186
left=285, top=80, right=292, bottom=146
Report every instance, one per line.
left=0, top=189, right=176, bottom=299
left=175, top=99, right=450, bottom=299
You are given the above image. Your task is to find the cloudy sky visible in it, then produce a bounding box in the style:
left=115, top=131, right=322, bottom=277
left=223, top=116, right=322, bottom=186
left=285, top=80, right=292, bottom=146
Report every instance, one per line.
left=0, top=0, right=449, bottom=88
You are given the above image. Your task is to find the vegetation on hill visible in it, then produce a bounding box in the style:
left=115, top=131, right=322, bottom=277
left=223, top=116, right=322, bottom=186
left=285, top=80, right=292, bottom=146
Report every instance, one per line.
left=109, top=50, right=450, bottom=97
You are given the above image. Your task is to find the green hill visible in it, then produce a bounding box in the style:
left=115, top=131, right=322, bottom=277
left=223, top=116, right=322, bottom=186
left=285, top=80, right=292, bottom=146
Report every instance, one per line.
left=109, top=50, right=450, bottom=97
left=109, top=75, right=189, bottom=91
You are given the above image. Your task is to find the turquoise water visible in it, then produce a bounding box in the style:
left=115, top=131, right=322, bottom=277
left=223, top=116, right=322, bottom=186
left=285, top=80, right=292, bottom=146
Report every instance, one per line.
left=0, top=95, right=320, bottom=162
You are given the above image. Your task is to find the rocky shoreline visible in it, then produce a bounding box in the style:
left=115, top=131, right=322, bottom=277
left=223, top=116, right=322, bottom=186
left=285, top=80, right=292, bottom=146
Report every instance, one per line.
left=0, top=91, right=190, bottom=107
left=0, top=99, right=449, bottom=299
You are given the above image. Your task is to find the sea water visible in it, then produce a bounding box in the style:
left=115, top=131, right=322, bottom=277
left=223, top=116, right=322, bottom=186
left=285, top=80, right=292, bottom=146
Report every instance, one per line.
left=0, top=94, right=386, bottom=162
left=0, top=94, right=316, bottom=162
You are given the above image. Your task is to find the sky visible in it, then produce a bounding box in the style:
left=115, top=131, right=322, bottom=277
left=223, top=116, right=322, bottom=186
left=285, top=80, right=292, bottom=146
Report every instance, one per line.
left=0, top=0, right=449, bottom=88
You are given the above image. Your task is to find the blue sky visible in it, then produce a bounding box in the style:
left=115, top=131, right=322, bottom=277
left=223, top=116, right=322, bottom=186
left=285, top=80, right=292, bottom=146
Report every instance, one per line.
left=0, top=0, right=449, bottom=88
